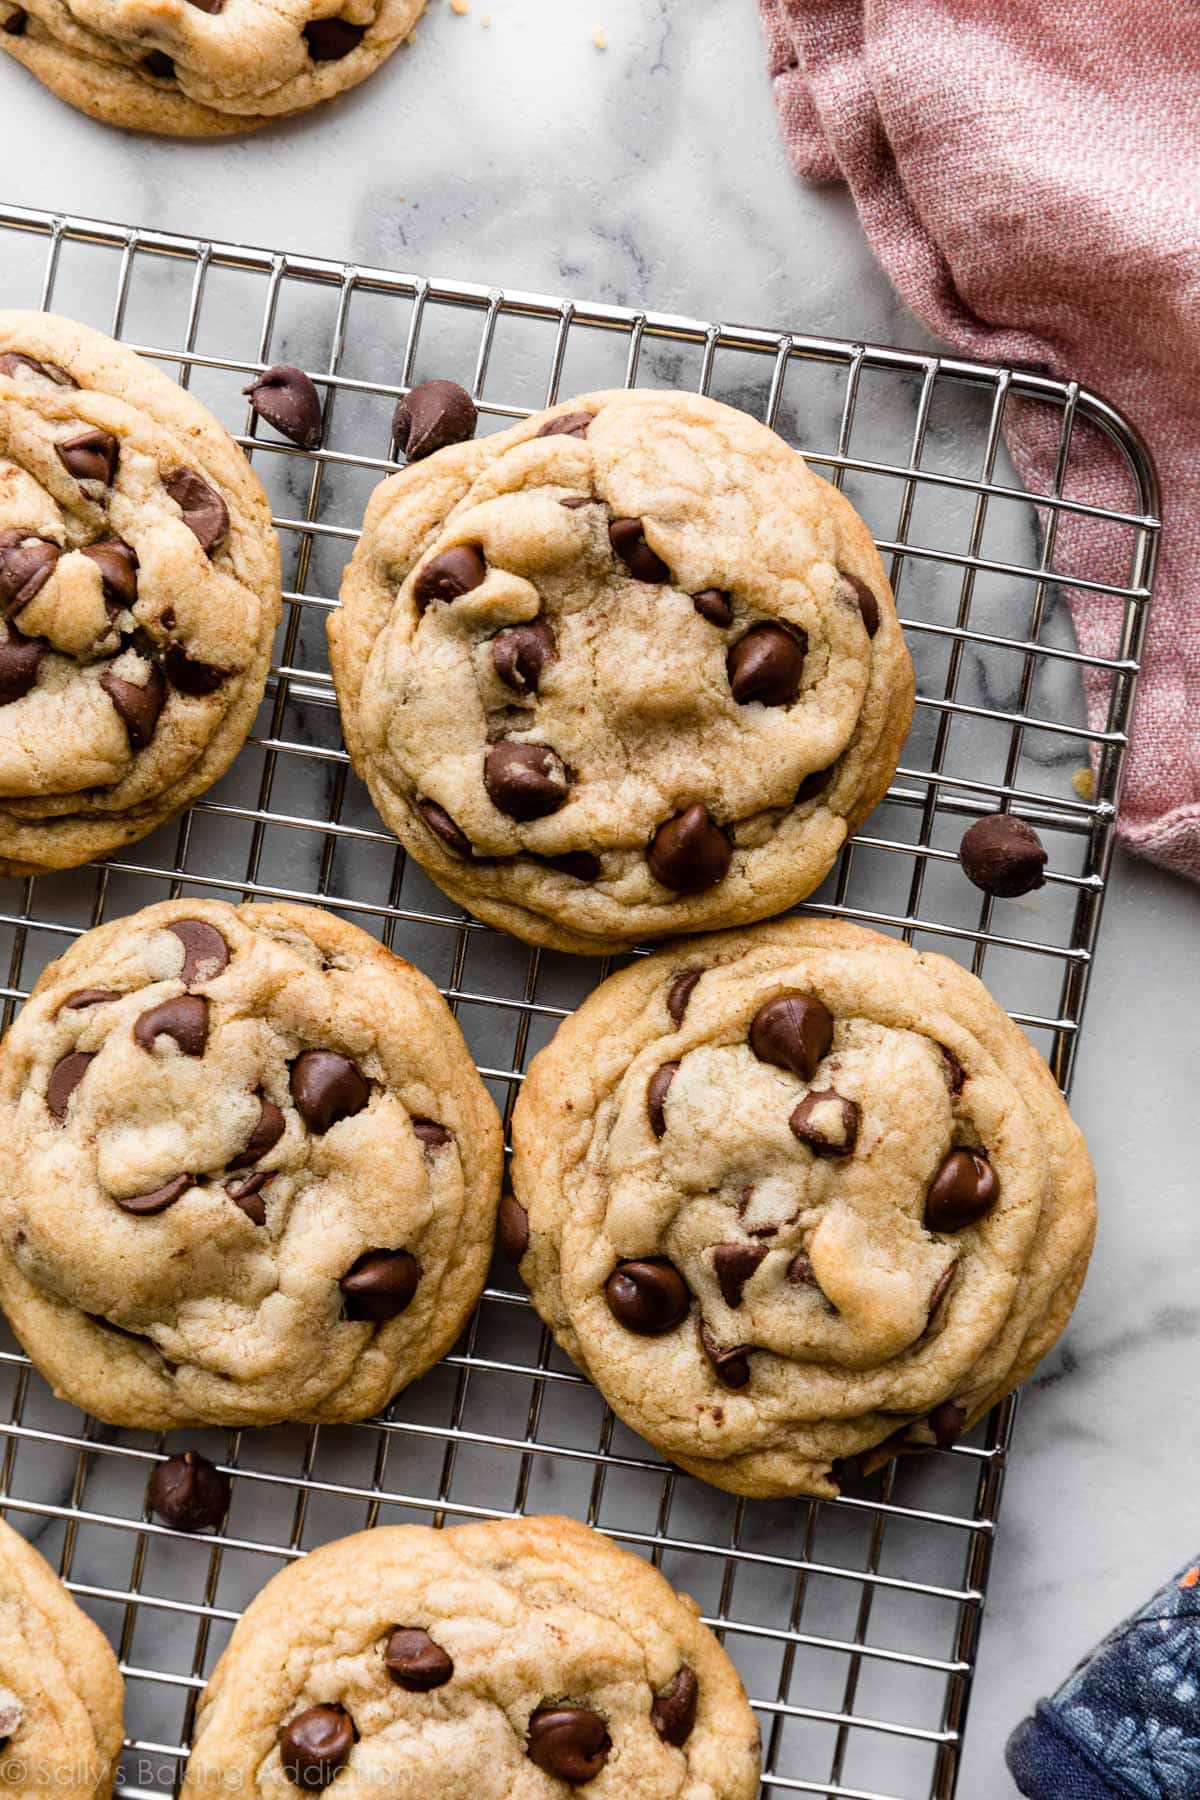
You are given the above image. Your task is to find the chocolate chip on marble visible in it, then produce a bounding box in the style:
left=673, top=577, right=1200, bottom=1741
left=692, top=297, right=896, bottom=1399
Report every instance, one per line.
left=789, top=1088, right=860, bottom=1158
left=100, top=660, right=166, bottom=751
left=142, top=50, right=174, bottom=76
left=647, top=803, right=732, bottom=895
left=392, top=379, right=476, bottom=462
left=795, top=764, right=835, bottom=805
left=748, top=992, right=833, bottom=1081
left=605, top=1258, right=690, bottom=1334
left=840, top=571, right=880, bottom=638
left=536, top=411, right=593, bottom=439
left=46, top=1050, right=93, bottom=1122
left=82, top=538, right=139, bottom=611
left=279, top=1705, right=356, bottom=1790
left=340, top=1248, right=421, bottom=1321
left=244, top=364, right=323, bottom=450
left=498, top=1191, right=529, bottom=1262
left=526, top=1707, right=611, bottom=1785
left=147, top=1449, right=230, bottom=1531
left=609, top=516, right=670, bottom=583
left=712, top=1242, right=767, bottom=1308
left=225, top=1172, right=270, bottom=1224
left=939, top=1045, right=967, bottom=1095
left=927, top=1263, right=958, bottom=1325
left=646, top=1061, right=679, bottom=1137
left=0, top=351, right=71, bottom=382
left=692, top=588, right=732, bottom=627
left=169, top=918, right=230, bottom=984
left=290, top=1050, right=370, bottom=1133
left=0, top=634, right=42, bottom=705
left=303, top=16, right=363, bottom=56
left=491, top=617, right=555, bottom=694
left=412, top=1117, right=451, bottom=1149
left=116, top=1174, right=192, bottom=1216
left=651, top=1665, right=699, bottom=1747
left=726, top=622, right=806, bottom=706
left=666, top=968, right=702, bottom=1026
left=958, top=815, right=1047, bottom=898
left=924, top=1149, right=999, bottom=1232
left=228, top=1093, right=285, bottom=1171
left=700, top=1324, right=752, bottom=1390
left=62, top=988, right=119, bottom=1010
left=484, top=740, right=570, bottom=821
left=928, top=1400, right=967, bottom=1448
left=134, top=995, right=209, bottom=1057
left=384, top=1627, right=454, bottom=1691
left=0, top=530, right=60, bottom=615
left=539, top=850, right=601, bottom=881
left=413, top=544, right=486, bottom=613
left=162, top=640, right=230, bottom=696
left=164, top=468, right=229, bottom=553
left=417, top=797, right=473, bottom=858
left=56, top=429, right=118, bottom=486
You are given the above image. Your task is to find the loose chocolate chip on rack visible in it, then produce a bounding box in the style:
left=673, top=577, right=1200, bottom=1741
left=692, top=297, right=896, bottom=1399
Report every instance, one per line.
left=526, top=1707, right=611, bottom=1785
left=840, top=571, right=880, bottom=638
left=413, top=544, right=486, bottom=613
left=164, top=468, right=229, bottom=553
left=56, top=429, right=119, bottom=486
left=290, top=1050, right=370, bottom=1134
left=609, top=516, right=670, bottom=583
left=795, top=764, right=835, bottom=805
left=62, top=988, right=119, bottom=1010
left=726, top=622, right=806, bottom=706
left=226, top=1172, right=270, bottom=1224
left=646, top=1061, right=679, bottom=1137
left=928, top=1400, right=967, bottom=1448
left=302, top=16, right=364, bottom=57
left=491, top=618, right=556, bottom=694
left=605, top=1258, right=690, bottom=1334
left=651, top=1664, right=699, bottom=1748
left=228, top=1094, right=285, bottom=1171
left=100, top=661, right=166, bottom=752
left=164, top=640, right=231, bottom=697
left=116, top=1174, right=192, bottom=1216
left=647, top=803, right=732, bottom=895
left=925, top=1149, right=999, bottom=1232
left=279, top=1705, right=356, bottom=1791
left=134, top=995, right=209, bottom=1057
left=340, top=1249, right=421, bottom=1321
left=147, top=1449, right=230, bottom=1530
left=0, top=351, right=71, bottom=383
left=749, top=992, right=833, bottom=1081
left=142, top=50, right=174, bottom=77
left=411, top=1117, right=451, bottom=1149
left=392, top=379, right=477, bottom=462
left=484, top=740, right=570, bottom=821
left=46, top=1051, right=93, bottom=1122
left=169, top=918, right=230, bottom=984
left=498, top=1191, right=529, bottom=1261
left=692, top=588, right=733, bottom=626
left=0, top=636, right=42, bottom=705
left=244, top=365, right=323, bottom=450
left=701, top=1324, right=752, bottom=1390
left=712, top=1242, right=767, bottom=1308
left=536, top=411, right=593, bottom=439
left=666, top=968, right=702, bottom=1026
left=417, top=797, right=473, bottom=858
left=959, top=815, right=1047, bottom=898
left=539, top=850, right=601, bottom=880
left=939, top=1045, right=967, bottom=1095
left=927, top=1263, right=958, bottom=1325
left=82, top=539, right=138, bottom=611
left=384, top=1626, right=454, bottom=1691
left=0, top=531, right=60, bottom=614
left=789, top=1088, right=860, bottom=1158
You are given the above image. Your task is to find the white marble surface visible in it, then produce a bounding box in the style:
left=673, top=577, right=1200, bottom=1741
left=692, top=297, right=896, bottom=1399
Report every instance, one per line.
left=0, top=1, right=1197, bottom=1795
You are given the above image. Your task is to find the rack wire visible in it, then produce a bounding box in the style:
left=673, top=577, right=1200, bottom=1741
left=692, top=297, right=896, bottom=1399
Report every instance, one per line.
left=0, top=203, right=1159, bottom=1800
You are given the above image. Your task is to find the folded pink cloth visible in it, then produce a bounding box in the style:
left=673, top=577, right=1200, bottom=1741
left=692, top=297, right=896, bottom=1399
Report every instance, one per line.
left=759, top=0, right=1200, bottom=878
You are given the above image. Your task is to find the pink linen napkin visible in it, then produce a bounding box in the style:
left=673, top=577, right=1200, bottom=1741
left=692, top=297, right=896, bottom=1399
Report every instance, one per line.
left=758, top=0, right=1200, bottom=878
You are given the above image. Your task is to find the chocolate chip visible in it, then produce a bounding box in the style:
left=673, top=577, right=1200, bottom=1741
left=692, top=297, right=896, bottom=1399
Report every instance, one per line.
left=484, top=740, right=569, bottom=821
left=412, top=1117, right=451, bottom=1149
left=700, top=1324, right=751, bottom=1389
left=392, top=379, right=477, bottom=462
left=147, top=1450, right=230, bottom=1531
left=925, top=1149, right=998, bottom=1231
left=279, top=1705, right=356, bottom=1790
left=81, top=538, right=138, bottom=611
left=928, top=1400, right=967, bottom=1448
left=185, top=0, right=223, bottom=12
left=161, top=640, right=229, bottom=696
left=536, top=411, right=593, bottom=439
left=0, top=530, right=59, bottom=615
left=491, top=618, right=555, bottom=694
left=340, top=1249, right=420, bottom=1321
left=609, top=516, right=670, bottom=583
left=228, top=1093, right=285, bottom=1171
left=0, top=352, right=71, bottom=383
left=116, top=1174, right=192, bottom=1216
left=666, top=969, right=701, bottom=1026
left=789, top=1088, right=860, bottom=1158
left=302, top=16, right=364, bottom=57
left=692, top=588, right=732, bottom=626
left=134, top=995, right=209, bottom=1057
left=413, top=544, right=486, bottom=612
left=795, top=764, right=835, bottom=804
left=168, top=918, right=230, bottom=984
left=416, top=797, right=473, bottom=858
left=939, top=1045, right=967, bottom=1095
left=927, top=1264, right=958, bottom=1325
left=100, top=660, right=166, bottom=751
left=46, top=1051, right=93, bottom=1122
left=56, top=429, right=118, bottom=486
left=726, top=622, right=806, bottom=706
left=62, top=988, right=119, bottom=1010
left=646, top=1061, right=679, bottom=1137
left=290, top=1050, right=370, bottom=1133
left=164, top=468, right=228, bottom=553
left=559, top=495, right=594, bottom=509
left=539, top=850, right=600, bottom=880
left=244, top=364, right=323, bottom=450
left=384, top=1627, right=454, bottom=1691
left=840, top=571, right=880, bottom=637
left=749, top=992, right=833, bottom=1080
left=498, top=1191, right=529, bottom=1261
left=142, top=50, right=174, bottom=76
left=647, top=803, right=731, bottom=894
left=786, top=1252, right=819, bottom=1288
left=0, top=635, right=42, bottom=705
left=1, top=13, right=25, bottom=36
left=226, top=1172, right=269, bottom=1223
left=651, top=1666, right=698, bottom=1747
left=605, top=1258, right=690, bottom=1334
left=711, top=1242, right=766, bottom=1308
left=526, top=1708, right=611, bottom=1785
left=958, top=815, right=1047, bottom=898
left=0, top=1690, right=22, bottom=1749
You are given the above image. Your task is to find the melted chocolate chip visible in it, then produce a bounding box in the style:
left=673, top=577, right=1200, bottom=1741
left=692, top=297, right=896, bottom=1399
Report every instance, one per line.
left=0, top=352, right=71, bottom=383
left=666, top=968, right=702, bottom=1026
left=244, top=364, right=323, bottom=450
left=491, top=617, right=555, bottom=694
left=498, top=1191, right=529, bottom=1262
left=0, top=530, right=60, bottom=615
left=712, top=1242, right=767, bottom=1308
left=605, top=1258, right=690, bottom=1334
left=279, top=1705, right=356, bottom=1790
left=701, top=1324, right=752, bottom=1390
left=162, top=642, right=231, bottom=696
left=164, top=468, right=228, bottom=553
left=46, top=1051, right=93, bottom=1122
left=789, top=1088, right=860, bottom=1158
left=147, top=1450, right=230, bottom=1530
left=925, top=1149, right=999, bottom=1231
left=536, top=411, right=593, bottom=439
left=392, top=379, right=477, bottom=462
left=795, top=764, right=835, bottom=804
left=609, top=516, right=670, bottom=583
left=559, top=495, right=594, bottom=509
left=927, top=1263, right=958, bottom=1325
left=303, top=16, right=364, bottom=57
left=340, top=1248, right=420, bottom=1321
left=56, top=429, right=118, bottom=486
left=692, top=588, right=732, bottom=626
left=0, top=634, right=42, bottom=705
left=526, top=1708, right=611, bottom=1785
left=413, top=544, right=486, bottom=612
left=646, top=1061, right=679, bottom=1137
left=116, top=1174, right=192, bottom=1216
left=959, top=815, right=1047, bottom=898
left=539, top=850, right=601, bottom=880
left=939, top=1045, right=967, bottom=1095
left=384, top=1627, right=454, bottom=1690
left=840, top=571, right=880, bottom=637
left=417, top=797, right=473, bottom=858
left=647, top=803, right=731, bottom=895
left=134, top=995, right=209, bottom=1056
left=928, top=1400, right=967, bottom=1448
left=62, top=988, right=119, bottom=1010
left=726, top=622, right=806, bottom=706
left=0, top=8, right=23, bottom=29
left=228, top=1093, right=285, bottom=1171
left=484, top=740, right=569, bottom=821
left=290, top=1050, right=370, bottom=1133
left=142, top=50, right=174, bottom=77
left=81, top=539, right=138, bottom=610
left=651, top=1665, right=699, bottom=1747
left=168, top=918, right=230, bottom=984
left=100, top=660, right=166, bottom=751
left=786, top=1251, right=819, bottom=1288
left=185, top=0, right=223, bottom=13
left=748, top=992, right=833, bottom=1081
left=226, top=1172, right=269, bottom=1224
left=412, top=1117, right=451, bottom=1149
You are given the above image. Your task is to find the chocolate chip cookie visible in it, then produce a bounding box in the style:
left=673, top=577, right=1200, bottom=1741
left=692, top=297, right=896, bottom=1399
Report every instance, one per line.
left=0, top=313, right=280, bottom=875
left=0, top=1514, right=124, bottom=1798
left=181, top=1515, right=761, bottom=1797
left=330, top=390, right=914, bottom=955
left=0, top=898, right=503, bottom=1428
left=509, top=917, right=1095, bottom=1497
left=0, top=0, right=426, bottom=135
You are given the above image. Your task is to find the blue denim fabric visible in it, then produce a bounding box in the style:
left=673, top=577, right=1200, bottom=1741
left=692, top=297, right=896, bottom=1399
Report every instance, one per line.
left=1006, top=1556, right=1200, bottom=1798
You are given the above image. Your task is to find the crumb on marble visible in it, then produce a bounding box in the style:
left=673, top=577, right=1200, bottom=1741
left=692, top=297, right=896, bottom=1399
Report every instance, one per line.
left=481, top=10, right=491, bottom=22
left=592, top=25, right=607, bottom=49
left=1072, top=765, right=1096, bottom=801
left=449, top=0, right=469, bottom=12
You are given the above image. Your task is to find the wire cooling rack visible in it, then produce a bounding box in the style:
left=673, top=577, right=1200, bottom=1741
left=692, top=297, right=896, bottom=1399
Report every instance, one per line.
left=0, top=202, right=1159, bottom=1800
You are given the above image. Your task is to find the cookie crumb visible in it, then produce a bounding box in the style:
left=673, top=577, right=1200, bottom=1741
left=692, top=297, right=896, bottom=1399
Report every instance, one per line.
left=1182, top=1567, right=1200, bottom=1590
left=1071, top=765, right=1096, bottom=801
left=449, top=0, right=469, bottom=12
left=592, top=25, right=606, bottom=49
left=480, top=10, right=491, bottom=22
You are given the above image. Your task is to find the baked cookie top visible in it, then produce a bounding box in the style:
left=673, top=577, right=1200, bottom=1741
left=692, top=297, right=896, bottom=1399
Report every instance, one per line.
left=182, top=1515, right=761, bottom=1798
left=0, top=313, right=280, bottom=873
left=0, top=1514, right=124, bottom=1799
left=0, top=899, right=503, bottom=1429
left=0, top=0, right=426, bottom=135
left=330, top=390, right=914, bottom=955
left=510, top=918, right=1096, bottom=1498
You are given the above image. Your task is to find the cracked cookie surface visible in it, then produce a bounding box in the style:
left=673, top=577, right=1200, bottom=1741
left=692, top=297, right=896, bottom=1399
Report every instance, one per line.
left=0, top=312, right=280, bottom=874
left=181, top=1515, right=761, bottom=1798
left=0, top=898, right=503, bottom=1428
left=510, top=917, right=1095, bottom=1497
left=330, top=390, right=914, bottom=955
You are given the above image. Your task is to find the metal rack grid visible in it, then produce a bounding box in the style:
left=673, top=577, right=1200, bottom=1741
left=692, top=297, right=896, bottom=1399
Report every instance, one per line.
left=0, top=202, right=1159, bottom=1800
